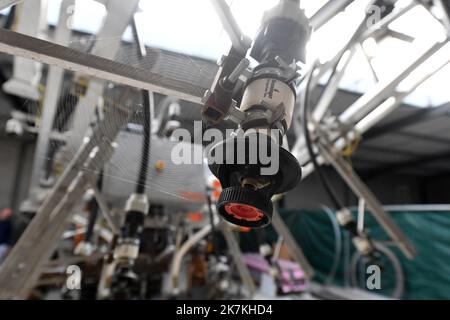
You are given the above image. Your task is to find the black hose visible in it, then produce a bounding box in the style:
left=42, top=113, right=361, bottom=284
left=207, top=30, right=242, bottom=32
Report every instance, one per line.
left=135, top=90, right=152, bottom=194
left=300, top=65, right=344, bottom=210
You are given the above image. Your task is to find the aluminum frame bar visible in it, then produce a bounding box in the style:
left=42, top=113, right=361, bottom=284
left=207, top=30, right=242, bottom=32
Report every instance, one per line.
left=295, top=40, right=448, bottom=173
left=220, top=222, right=257, bottom=297
left=210, top=0, right=251, bottom=54
left=271, top=208, right=314, bottom=279
left=0, top=100, right=138, bottom=299
left=317, top=139, right=416, bottom=259
left=338, top=40, right=447, bottom=125
left=0, top=28, right=207, bottom=104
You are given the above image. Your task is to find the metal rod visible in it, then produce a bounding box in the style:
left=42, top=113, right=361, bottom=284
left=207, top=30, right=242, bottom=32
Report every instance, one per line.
left=210, top=0, right=251, bottom=54
left=339, top=40, right=448, bottom=125
left=0, top=0, right=22, bottom=11
left=0, top=28, right=207, bottom=104
left=300, top=42, right=450, bottom=181
left=220, top=222, right=257, bottom=297
left=293, top=2, right=416, bottom=156
left=312, top=47, right=357, bottom=122
left=357, top=198, right=365, bottom=233
left=271, top=208, right=315, bottom=279
left=317, top=140, right=416, bottom=259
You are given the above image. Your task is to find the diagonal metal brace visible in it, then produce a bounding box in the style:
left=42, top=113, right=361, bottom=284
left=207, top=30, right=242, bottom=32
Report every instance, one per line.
left=316, top=139, right=416, bottom=260
left=0, top=96, right=138, bottom=299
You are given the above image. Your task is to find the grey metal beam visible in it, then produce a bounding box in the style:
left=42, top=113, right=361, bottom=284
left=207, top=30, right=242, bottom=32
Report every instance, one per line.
left=0, top=28, right=210, bottom=104
left=317, top=140, right=416, bottom=259
left=339, top=41, right=448, bottom=125
left=210, top=0, right=251, bottom=54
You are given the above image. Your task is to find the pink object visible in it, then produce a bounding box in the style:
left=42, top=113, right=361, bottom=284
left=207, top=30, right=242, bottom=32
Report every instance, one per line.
left=0, top=208, right=12, bottom=220
left=243, top=254, right=308, bottom=293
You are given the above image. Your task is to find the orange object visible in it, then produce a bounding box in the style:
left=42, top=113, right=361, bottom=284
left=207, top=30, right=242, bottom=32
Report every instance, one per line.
left=187, top=212, right=203, bottom=222
left=74, top=224, right=85, bottom=246
left=225, top=203, right=264, bottom=222
left=155, top=160, right=166, bottom=171
left=180, top=191, right=206, bottom=202
left=212, top=190, right=221, bottom=200
left=213, top=179, right=222, bottom=189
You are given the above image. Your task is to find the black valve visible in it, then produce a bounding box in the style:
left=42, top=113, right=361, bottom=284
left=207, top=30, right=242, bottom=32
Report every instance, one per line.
left=208, top=133, right=301, bottom=228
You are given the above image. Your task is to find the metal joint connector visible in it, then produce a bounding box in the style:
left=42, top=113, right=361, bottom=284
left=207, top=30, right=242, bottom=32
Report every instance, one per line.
left=125, top=193, right=150, bottom=214
left=336, top=208, right=354, bottom=226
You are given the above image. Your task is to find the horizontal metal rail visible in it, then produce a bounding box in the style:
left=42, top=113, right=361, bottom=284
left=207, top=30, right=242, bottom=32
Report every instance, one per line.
left=0, top=28, right=210, bottom=104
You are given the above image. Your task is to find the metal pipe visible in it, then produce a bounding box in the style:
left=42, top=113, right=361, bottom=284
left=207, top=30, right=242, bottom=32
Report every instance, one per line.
left=169, top=222, right=216, bottom=295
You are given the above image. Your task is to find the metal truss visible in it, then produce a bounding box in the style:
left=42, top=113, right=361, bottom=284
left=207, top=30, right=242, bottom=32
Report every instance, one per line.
left=0, top=0, right=448, bottom=298
left=0, top=93, right=139, bottom=299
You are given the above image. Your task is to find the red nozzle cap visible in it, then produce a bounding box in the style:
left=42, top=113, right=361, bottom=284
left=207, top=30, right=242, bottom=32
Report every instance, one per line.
left=224, top=203, right=264, bottom=222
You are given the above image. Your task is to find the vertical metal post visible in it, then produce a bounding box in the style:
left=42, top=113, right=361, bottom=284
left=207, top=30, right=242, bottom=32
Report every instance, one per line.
left=65, top=0, right=140, bottom=154
left=357, top=198, right=365, bottom=233
left=29, top=0, right=74, bottom=193
left=2, top=0, right=47, bottom=100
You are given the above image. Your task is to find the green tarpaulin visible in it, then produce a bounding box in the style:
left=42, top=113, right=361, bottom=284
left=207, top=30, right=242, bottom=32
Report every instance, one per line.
left=241, top=208, right=450, bottom=299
